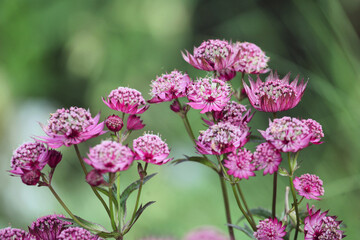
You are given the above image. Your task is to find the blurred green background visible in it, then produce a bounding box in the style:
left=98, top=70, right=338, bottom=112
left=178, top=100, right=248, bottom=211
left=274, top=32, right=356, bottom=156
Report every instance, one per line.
left=0, top=0, right=359, bottom=239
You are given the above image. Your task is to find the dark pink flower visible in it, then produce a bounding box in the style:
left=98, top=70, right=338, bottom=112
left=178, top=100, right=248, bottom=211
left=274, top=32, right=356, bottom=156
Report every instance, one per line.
left=29, top=214, right=72, bottom=240
left=187, top=78, right=231, bottom=114
left=224, top=148, right=255, bottom=180
left=259, top=117, right=311, bottom=152
left=304, top=205, right=344, bottom=240
left=105, top=115, right=124, bottom=132
left=43, top=149, right=62, bottom=168
left=253, top=218, right=286, bottom=240
left=211, top=101, right=253, bottom=127
left=58, top=227, right=102, bottom=240
left=0, top=227, right=30, bottom=240
left=196, top=122, right=249, bottom=155
left=127, top=114, right=145, bottom=130
left=301, top=119, right=324, bottom=144
left=102, top=87, right=149, bottom=114
left=21, top=169, right=41, bottom=185
left=185, top=227, right=228, bottom=240
left=86, top=169, right=106, bottom=186
left=84, top=141, right=134, bottom=173
left=133, top=133, right=172, bottom=165
left=254, top=142, right=282, bottom=175
left=293, top=174, right=324, bottom=200
left=233, top=42, right=270, bottom=74
left=37, top=107, right=106, bottom=148
left=244, top=72, right=307, bottom=112
left=149, top=70, right=191, bottom=103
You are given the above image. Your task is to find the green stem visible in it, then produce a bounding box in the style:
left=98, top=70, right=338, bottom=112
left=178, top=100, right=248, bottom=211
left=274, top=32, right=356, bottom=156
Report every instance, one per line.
left=272, top=172, right=278, bottom=219
left=175, top=99, right=196, bottom=143
left=288, top=154, right=300, bottom=240
left=117, top=172, right=121, bottom=232
left=129, top=163, right=148, bottom=225
left=73, top=145, right=111, bottom=218
left=109, top=174, right=117, bottom=231
left=219, top=175, right=235, bottom=240
left=236, top=183, right=255, bottom=225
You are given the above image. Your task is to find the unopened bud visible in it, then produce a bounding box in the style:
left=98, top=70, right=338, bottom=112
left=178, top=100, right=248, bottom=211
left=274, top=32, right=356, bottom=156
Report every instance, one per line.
left=46, top=150, right=62, bottom=168
left=127, top=115, right=145, bottom=130
left=105, top=115, right=124, bottom=132
left=86, top=169, right=105, bottom=187
left=21, top=169, right=41, bottom=186
left=170, top=100, right=181, bottom=113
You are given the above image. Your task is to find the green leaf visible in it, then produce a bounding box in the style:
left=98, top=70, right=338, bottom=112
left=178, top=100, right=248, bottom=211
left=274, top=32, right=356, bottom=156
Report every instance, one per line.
left=228, top=224, right=256, bottom=239
left=120, top=173, right=157, bottom=215
left=278, top=167, right=290, bottom=177
left=237, top=207, right=272, bottom=223
left=58, top=216, right=108, bottom=233
left=125, top=201, right=155, bottom=232
left=95, top=187, right=118, bottom=209
left=172, top=155, right=217, bottom=172
left=97, top=231, right=121, bottom=238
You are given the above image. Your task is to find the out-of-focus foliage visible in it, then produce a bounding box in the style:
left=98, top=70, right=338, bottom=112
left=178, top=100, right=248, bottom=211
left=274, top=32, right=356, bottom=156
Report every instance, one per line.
left=0, top=0, right=359, bottom=239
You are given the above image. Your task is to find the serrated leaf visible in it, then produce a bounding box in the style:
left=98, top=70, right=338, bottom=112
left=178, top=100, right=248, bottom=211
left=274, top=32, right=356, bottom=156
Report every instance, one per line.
left=237, top=207, right=272, bottom=223
left=227, top=224, right=256, bottom=239
left=58, top=216, right=107, bottom=233
left=120, top=173, right=157, bottom=215
left=172, top=155, right=217, bottom=171
left=95, top=187, right=118, bottom=209
left=125, top=201, right=155, bottom=232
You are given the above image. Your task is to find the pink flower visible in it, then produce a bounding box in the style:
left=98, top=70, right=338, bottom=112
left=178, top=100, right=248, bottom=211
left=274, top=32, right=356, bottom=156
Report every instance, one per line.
left=127, top=114, right=145, bottom=130
left=224, top=148, right=255, bottom=179
left=0, top=227, right=30, bottom=240
left=149, top=70, right=192, bottom=103
left=196, top=122, right=249, bottom=155
left=301, top=119, right=324, bottom=144
left=102, top=87, right=149, bottom=114
left=304, top=205, right=344, bottom=240
left=293, top=174, right=324, bottom=200
left=37, top=107, right=106, bottom=148
left=84, top=141, right=134, bottom=173
left=133, top=133, right=172, bottom=165
left=86, top=169, right=106, bottom=186
left=58, top=227, right=102, bottom=240
left=244, top=71, right=307, bottom=112
left=253, top=218, right=287, bottom=240
left=29, top=214, right=72, bottom=240
left=259, top=117, right=311, bottom=152
left=233, top=42, right=270, bottom=74
left=105, top=115, right=124, bottom=132
left=184, top=227, right=228, bottom=240
left=254, top=142, right=282, bottom=175
left=139, top=237, right=176, bottom=240
left=182, top=39, right=239, bottom=81
left=187, top=78, right=231, bottom=114
left=42, top=149, right=62, bottom=168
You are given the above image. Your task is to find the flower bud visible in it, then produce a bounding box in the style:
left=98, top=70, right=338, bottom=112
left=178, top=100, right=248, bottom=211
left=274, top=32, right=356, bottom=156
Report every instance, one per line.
left=21, top=169, right=41, bottom=185
left=46, top=150, right=62, bottom=168
left=170, top=100, right=181, bottom=113
left=127, top=114, right=145, bottom=130
left=86, top=169, right=105, bottom=187
left=105, top=115, right=124, bottom=132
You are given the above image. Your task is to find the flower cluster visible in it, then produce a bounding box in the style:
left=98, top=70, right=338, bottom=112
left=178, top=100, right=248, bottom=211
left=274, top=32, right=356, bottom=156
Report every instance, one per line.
left=253, top=142, right=282, bottom=175
left=224, top=148, right=255, bottom=180
left=58, top=227, right=102, bottom=240
left=184, top=227, right=228, bottom=240
left=293, top=174, right=324, bottom=200
left=28, top=214, right=72, bottom=240
left=253, top=218, right=286, bottom=240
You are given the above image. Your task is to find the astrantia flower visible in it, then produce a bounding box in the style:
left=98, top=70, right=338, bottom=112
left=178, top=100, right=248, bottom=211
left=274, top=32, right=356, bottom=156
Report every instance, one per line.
left=0, top=227, right=30, bottom=240
left=105, top=115, right=123, bottom=132
left=253, top=218, right=286, bottom=240
left=187, top=78, right=231, bottom=114
left=244, top=72, right=307, bottom=112
left=224, top=148, right=255, bottom=179
left=216, top=101, right=253, bottom=126
left=196, top=122, right=249, bottom=155
left=301, top=119, right=324, bottom=144
left=233, top=41, right=269, bottom=74
left=103, top=87, right=149, bottom=114
left=254, top=142, right=282, bottom=175
left=185, top=227, right=228, bottom=240
left=293, top=174, right=324, bottom=200
left=84, top=141, right=134, bottom=173
left=57, top=227, right=102, bottom=240
left=29, top=214, right=72, bottom=240
left=304, top=205, right=344, bottom=240
left=133, top=133, right=172, bottom=165
left=140, top=237, right=176, bottom=240
left=37, top=107, right=106, bottom=148
left=259, top=117, right=311, bottom=152
left=149, top=70, right=191, bottom=103
left=127, top=114, right=145, bottom=130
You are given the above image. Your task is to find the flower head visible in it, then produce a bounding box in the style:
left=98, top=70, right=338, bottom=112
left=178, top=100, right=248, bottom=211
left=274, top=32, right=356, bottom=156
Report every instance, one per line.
left=259, top=117, right=311, bottom=152
left=0, top=227, right=30, bottom=240
left=84, top=141, right=134, bottom=173
left=37, top=107, right=105, bottom=148
left=105, top=115, right=124, bottom=132
left=149, top=70, right=191, bottom=103
left=253, top=218, right=287, bottom=240
left=224, top=148, right=255, bottom=179
left=233, top=42, right=269, bottom=74
left=127, top=114, right=145, bottom=130
left=304, top=205, right=344, bottom=240
left=254, top=142, right=282, bottom=175
left=29, top=214, right=71, bottom=240
left=187, top=78, right=231, bottom=114
left=244, top=72, right=307, bottom=112
left=211, top=101, right=253, bottom=127
left=184, top=227, right=228, bottom=240
left=102, top=87, right=149, bottom=114
left=301, top=119, right=324, bottom=144
left=293, top=174, right=324, bottom=200
left=57, top=227, right=102, bottom=240
left=133, top=133, right=172, bottom=165
left=196, top=122, right=249, bottom=155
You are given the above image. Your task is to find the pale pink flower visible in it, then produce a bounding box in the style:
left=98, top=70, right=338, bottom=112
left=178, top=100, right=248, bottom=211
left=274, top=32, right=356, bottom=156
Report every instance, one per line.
left=253, top=218, right=286, bottom=240
left=58, top=227, right=102, bottom=240
left=259, top=117, right=311, bottom=152
left=149, top=70, right=191, bottom=103
left=0, top=227, right=30, bottom=240
left=187, top=78, right=231, bottom=114
left=224, top=148, right=255, bottom=179
left=293, top=174, right=324, bottom=200
left=102, top=87, right=149, bottom=114
left=196, top=122, right=249, bottom=155
left=244, top=71, right=307, bottom=112
left=29, top=214, right=71, bottom=240
left=304, top=205, right=344, bottom=240
left=84, top=141, right=134, bottom=173
left=184, top=227, right=228, bottom=240
left=254, top=142, right=282, bottom=175
left=37, top=107, right=106, bottom=148
left=301, top=119, right=324, bottom=144
left=233, top=42, right=269, bottom=74
left=133, top=133, right=172, bottom=165
left=215, top=101, right=253, bottom=126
